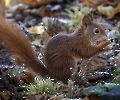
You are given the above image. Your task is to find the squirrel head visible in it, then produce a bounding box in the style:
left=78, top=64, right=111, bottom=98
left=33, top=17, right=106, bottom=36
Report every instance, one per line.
left=81, top=14, right=108, bottom=45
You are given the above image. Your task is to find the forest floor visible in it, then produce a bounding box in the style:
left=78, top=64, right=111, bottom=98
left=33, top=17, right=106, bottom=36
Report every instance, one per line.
left=0, top=0, right=120, bottom=100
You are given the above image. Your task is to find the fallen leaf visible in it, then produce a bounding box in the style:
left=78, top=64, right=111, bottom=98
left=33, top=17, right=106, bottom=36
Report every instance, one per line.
left=81, top=0, right=103, bottom=8
left=42, top=17, right=69, bottom=34
left=38, top=6, right=61, bottom=17
left=103, top=0, right=120, bottom=6
left=17, top=0, right=52, bottom=7
left=97, top=4, right=120, bottom=19
left=28, top=25, right=45, bottom=34
left=79, top=53, right=109, bottom=71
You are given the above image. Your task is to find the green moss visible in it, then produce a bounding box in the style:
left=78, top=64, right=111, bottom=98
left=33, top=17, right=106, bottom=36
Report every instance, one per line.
left=112, top=67, right=120, bottom=83
left=66, top=6, right=91, bottom=32
left=23, top=76, right=65, bottom=96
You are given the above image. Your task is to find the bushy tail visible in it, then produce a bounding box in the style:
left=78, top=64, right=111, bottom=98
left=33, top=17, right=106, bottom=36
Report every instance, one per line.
left=0, top=14, right=47, bottom=77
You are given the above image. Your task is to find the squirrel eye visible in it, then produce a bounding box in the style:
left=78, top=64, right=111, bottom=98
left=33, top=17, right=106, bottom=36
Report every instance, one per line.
left=94, top=28, right=100, bottom=34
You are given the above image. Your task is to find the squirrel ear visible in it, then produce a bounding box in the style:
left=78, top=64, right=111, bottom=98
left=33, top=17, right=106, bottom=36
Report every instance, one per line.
left=82, top=14, right=93, bottom=29
left=86, top=14, right=93, bottom=21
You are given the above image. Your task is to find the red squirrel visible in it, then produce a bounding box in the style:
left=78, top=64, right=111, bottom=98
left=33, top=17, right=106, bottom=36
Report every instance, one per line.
left=0, top=8, right=110, bottom=83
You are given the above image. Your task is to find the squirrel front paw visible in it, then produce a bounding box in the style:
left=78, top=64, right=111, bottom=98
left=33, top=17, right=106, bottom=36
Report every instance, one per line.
left=98, top=40, right=111, bottom=52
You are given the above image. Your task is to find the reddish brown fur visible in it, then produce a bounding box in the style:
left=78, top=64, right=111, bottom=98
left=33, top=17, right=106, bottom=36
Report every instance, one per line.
left=0, top=15, right=47, bottom=77
left=44, top=14, right=110, bottom=83
left=0, top=6, right=110, bottom=84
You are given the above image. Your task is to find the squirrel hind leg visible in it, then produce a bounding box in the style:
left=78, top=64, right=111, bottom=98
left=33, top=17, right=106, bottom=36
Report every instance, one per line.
left=47, top=56, right=76, bottom=84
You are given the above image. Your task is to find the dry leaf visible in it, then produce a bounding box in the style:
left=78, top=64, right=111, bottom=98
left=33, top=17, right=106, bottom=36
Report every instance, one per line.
left=97, top=4, right=120, bottom=19
left=28, top=25, right=45, bottom=34
left=79, top=53, right=109, bottom=71
left=103, top=0, right=120, bottom=6
left=31, top=32, right=50, bottom=47
left=28, top=24, right=51, bottom=46
left=7, top=3, right=28, bottom=14
left=38, top=6, right=60, bottom=17
left=81, top=0, right=103, bottom=8
left=42, top=17, right=69, bottom=35
left=17, top=0, right=52, bottom=7
left=75, top=52, right=112, bottom=81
